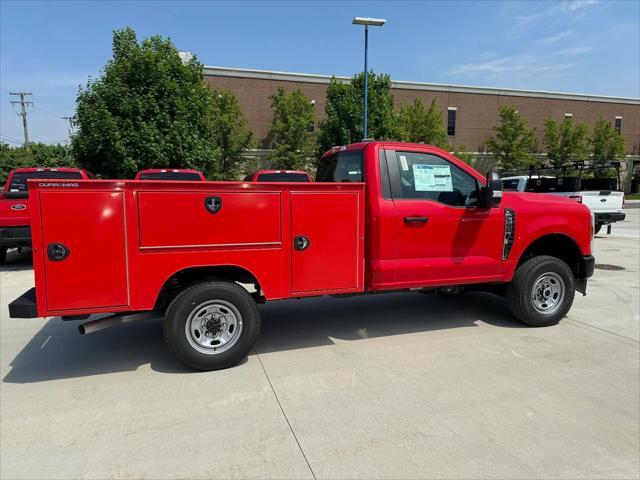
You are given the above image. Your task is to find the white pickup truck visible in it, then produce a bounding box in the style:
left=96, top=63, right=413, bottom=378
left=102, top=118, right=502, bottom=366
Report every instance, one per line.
left=501, top=175, right=625, bottom=234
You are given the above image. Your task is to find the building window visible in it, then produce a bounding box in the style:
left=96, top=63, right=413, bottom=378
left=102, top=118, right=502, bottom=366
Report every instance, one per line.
left=615, top=116, right=622, bottom=135
left=447, top=107, right=457, bottom=136
left=307, top=100, right=316, bottom=132
left=565, top=113, right=573, bottom=119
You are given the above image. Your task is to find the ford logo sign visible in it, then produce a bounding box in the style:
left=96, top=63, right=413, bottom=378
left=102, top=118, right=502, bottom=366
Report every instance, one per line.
left=600, top=199, right=607, bottom=202
left=10, top=204, right=27, bottom=211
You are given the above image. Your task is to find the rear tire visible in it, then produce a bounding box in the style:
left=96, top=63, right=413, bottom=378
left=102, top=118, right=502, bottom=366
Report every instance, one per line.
left=164, top=280, right=261, bottom=371
left=0, top=248, right=6, bottom=265
left=507, top=255, right=575, bottom=327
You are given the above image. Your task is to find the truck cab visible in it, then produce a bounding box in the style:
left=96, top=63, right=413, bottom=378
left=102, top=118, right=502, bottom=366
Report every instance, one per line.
left=0, top=167, right=92, bottom=264
left=9, top=142, right=594, bottom=371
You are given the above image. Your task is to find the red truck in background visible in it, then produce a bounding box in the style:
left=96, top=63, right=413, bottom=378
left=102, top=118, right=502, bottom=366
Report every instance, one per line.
left=9, top=142, right=594, bottom=371
left=135, top=168, right=206, bottom=181
left=0, top=167, right=93, bottom=264
left=243, top=170, right=312, bottom=182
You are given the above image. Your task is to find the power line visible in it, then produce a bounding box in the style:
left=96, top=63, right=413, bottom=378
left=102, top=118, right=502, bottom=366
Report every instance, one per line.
left=9, top=92, right=33, bottom=150
left=0, top=131, right=24, bottom=142
left=0, top=135, right=23, bottom=146
left=32, top=94, right=65, bottom=117
left=33, top=105, right=65, bottom=120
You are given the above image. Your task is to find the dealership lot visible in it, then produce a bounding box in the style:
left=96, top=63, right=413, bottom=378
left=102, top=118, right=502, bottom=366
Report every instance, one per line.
left=1, top=210, right=638, bottom=479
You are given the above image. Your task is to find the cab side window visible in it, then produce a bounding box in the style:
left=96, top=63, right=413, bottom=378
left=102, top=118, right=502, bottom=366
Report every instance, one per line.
left=393, top=152, right=478, bottom=207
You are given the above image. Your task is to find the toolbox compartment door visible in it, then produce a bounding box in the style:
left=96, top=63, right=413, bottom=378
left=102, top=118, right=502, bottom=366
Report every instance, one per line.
left=291, top=191, right=362, bottom=293
left=137, top=191, right=281, bottom=249
left=39, top=191, right=129, bottom=311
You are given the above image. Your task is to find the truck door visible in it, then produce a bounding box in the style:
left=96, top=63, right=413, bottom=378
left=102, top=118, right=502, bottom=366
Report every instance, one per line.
left=384, top=149, right=504, bottom=286
left=39, top=190, right=129, bottom=311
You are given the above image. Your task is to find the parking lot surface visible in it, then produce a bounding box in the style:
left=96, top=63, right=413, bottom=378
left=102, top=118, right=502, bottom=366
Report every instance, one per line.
left=1, top=209, right=638, bottom=479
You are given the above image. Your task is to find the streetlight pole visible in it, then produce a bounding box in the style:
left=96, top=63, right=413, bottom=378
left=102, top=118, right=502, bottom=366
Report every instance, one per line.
left=352, top=17, right=386, bottom=140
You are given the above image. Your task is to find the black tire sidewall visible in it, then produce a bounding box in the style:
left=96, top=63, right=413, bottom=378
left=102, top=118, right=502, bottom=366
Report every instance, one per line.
left=165, top=282, right=260, bottom=371
left=509, top=256, right=575, bottom=327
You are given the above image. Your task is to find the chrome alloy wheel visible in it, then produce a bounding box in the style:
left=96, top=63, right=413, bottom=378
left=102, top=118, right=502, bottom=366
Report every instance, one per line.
left=531, top=272, right=565, bottom=315
left=185, top=300, right=243, bottom=354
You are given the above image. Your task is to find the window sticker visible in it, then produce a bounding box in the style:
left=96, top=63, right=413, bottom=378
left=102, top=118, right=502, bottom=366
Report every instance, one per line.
left=399, top=155, right=409, bottom=171
left=413, top=164, right=453, bottom=192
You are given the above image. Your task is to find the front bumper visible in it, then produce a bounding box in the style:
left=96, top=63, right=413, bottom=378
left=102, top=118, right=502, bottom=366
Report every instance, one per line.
left=582, top=255, right=595, bottom=278
left=0, top=226, right=31, bottom=248
left=9, top=287, right=38, bottom=318
left=594, top=212, right=625, bottom=225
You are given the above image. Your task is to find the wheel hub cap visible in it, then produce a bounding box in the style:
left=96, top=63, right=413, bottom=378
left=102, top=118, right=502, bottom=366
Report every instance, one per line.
left=531, top=272, right=565, bottom=315
left=185, top=300, right=243, bottom=355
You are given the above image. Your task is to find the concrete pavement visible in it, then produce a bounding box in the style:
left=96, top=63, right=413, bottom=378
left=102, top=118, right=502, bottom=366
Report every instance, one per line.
left=1, top=215, right=638, bottom=479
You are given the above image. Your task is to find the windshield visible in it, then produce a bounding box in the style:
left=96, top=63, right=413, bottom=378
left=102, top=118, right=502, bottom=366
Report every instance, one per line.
left=256, top=173, right=310, bottom=182
left=139, top=172, right=202, bottom=181
left=8, top=171, right=83, bottom=192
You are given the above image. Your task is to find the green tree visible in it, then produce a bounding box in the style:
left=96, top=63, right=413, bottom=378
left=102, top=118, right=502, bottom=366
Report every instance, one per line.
left=316, top=71, right=399, bottom=157
left=589, top=117, right=626, bottom=178
left=0, top=143, right=77, bottom=183
left=450, top=145, right=475, bottom=165
left=398, top=98, right=449, bottom=148
left=71, top=27, right=220, bottom=178
left=543, top=117, right=589, bottom=167
left=210, top=90, right=253, bottom=179
left=485, top=105, right=537, bottom=171
left=268, top=88, right=316, bottom=170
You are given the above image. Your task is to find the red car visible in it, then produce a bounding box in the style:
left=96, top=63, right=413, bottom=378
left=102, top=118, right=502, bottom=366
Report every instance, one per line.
left=10, top=142, right=594, bottom=371
left=135, top=169, right=206, bottom=181
left=243, top=170, right=312, bottom=182
left=0, top=167, right=93, bottom=264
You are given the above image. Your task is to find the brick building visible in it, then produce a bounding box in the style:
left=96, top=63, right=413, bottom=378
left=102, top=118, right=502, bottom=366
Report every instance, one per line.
left=203, top=66, right=640, bottom=155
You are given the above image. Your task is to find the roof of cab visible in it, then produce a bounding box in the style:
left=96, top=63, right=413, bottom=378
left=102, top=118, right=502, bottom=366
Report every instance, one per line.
left=319, top=141, right=448, bottom=160
left=10, top=167, right=87, bottom=173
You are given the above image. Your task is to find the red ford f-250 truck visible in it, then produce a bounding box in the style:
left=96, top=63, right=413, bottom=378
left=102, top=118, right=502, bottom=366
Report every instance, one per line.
left=0, top=167, right=93, bottom=264
left=9, top=142, right=594, bottom=370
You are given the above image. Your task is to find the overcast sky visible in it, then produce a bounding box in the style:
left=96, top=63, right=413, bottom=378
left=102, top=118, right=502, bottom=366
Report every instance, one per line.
left=1, top=0, right=638, bottom=145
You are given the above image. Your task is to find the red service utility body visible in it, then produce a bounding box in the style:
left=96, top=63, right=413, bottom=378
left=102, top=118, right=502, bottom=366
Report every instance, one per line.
left=9, top=142, right=595, bottom=370
left=0, top=167, right=92, bottom=263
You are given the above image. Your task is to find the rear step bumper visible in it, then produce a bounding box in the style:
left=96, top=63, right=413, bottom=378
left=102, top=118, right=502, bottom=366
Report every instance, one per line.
left=0, top=226, right=32, bottom=247
left=594, top=212, right=625, bottom=224
left=9, top=287, right=38, bottom=318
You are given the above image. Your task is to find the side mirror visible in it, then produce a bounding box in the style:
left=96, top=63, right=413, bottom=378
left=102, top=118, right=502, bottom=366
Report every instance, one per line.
left=479, top=171, right=503, bottom=208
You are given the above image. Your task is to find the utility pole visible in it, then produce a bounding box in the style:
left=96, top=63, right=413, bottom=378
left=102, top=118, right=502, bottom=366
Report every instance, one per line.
left=62, top=116, right=74, bottom=139
left=9, top=92, right=33, bottom=150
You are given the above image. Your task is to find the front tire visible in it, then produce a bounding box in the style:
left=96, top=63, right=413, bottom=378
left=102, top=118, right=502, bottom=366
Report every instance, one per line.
left=507, top=255, right=575, bottom=327
left=594, top=224, right=602, bottom=235
left=0, top=247, right=6, bottom=265
left=164, top=280, right=261, bottom=371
